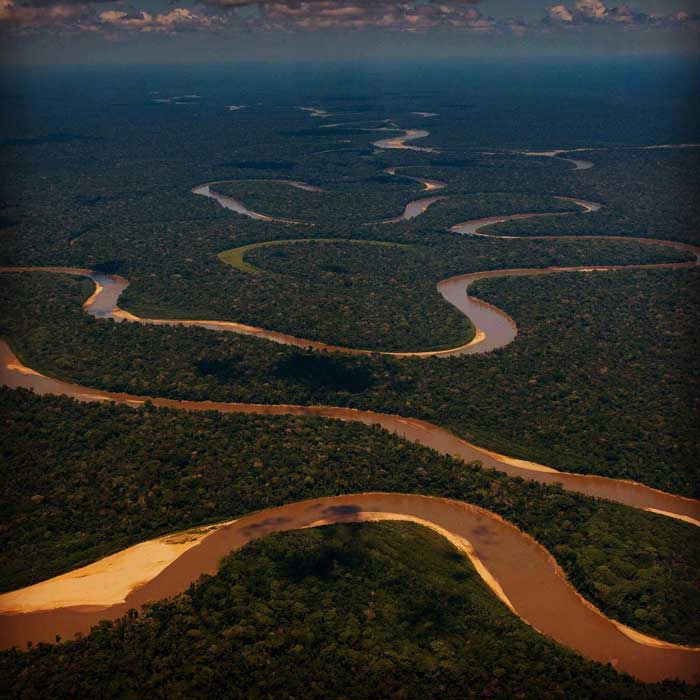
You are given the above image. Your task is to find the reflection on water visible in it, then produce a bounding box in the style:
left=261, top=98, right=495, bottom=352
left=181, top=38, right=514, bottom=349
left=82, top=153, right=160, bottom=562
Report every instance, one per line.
left=373, top=129, right=435, bottom=152
left=192, top=183, right=308, bottom=224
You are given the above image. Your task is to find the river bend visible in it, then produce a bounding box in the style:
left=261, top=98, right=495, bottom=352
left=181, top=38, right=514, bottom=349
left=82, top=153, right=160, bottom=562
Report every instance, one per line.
left=0, top=493, right=697, bottom=683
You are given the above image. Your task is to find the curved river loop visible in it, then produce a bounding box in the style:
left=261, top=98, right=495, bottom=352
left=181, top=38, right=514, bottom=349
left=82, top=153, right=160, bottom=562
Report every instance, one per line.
left=1, top=125, right=699, bottom=683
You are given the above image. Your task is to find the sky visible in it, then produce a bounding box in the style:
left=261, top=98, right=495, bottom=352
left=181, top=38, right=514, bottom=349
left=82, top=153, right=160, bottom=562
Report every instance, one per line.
left=1, top=0, right=699, bottom=65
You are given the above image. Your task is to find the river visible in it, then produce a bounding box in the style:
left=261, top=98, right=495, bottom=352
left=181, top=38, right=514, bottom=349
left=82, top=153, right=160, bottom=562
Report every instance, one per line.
left=0, top=493, right=697, bottom=683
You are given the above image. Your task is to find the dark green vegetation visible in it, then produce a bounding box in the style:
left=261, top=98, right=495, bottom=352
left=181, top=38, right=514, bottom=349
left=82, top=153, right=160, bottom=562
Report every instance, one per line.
left=209, top=180, right=581, bottom=227
left=216, top=238, right=474, bottom=352
left=2, top=388, right=699, bottom=645
left=217, top=237, right=416, bottom=275
left=2, top=264, right=698, bottom=496
left=384, top=148, right=700, bottom=246
left=465, top=268, right=700, bottom=492
left=211, top=176, right=417, bottom=223
left=1, top=73, right=696, bottom=351
left=111, top=216, right=686, bottom=352
left=400, top=191, right=581, bottom=229
left=487, top=149, right=700, bottom=245
left=227, top=239, right=473, bottom=350
left=2, top=66, right=699, bottom=694
left=3, top=522, right=699, bottom=700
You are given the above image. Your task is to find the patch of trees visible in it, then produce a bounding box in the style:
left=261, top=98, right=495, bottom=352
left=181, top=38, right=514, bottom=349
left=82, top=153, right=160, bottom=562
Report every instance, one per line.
left=273, top=354, right=375, bottom=392
left=236, top=240, right=472, bottom=351
left=487, top=149, right=700, bottom=245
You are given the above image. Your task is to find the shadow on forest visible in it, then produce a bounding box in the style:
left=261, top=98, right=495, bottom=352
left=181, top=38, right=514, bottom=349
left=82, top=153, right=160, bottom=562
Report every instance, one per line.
left=273, top=354, right=376, bottom=393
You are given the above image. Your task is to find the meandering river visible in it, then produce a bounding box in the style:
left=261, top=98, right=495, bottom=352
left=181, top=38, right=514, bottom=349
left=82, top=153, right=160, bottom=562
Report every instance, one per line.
left=192, top=181, right=312, bottom=225
left=523, top=149, right=595, bottom=170
left=372, top=128, right=435, bottom=152
left=6, top=192, right=697, bottom=361
left=1, top=340, right=698, bottom=525
left=0, top=493, right=697, bottom=683
left=195, top=170, right=446, bottom=225
left=2, top=129, right=699, bottom=682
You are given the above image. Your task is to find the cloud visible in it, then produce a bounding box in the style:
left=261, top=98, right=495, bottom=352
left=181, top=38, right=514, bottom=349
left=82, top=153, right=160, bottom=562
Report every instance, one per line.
left=249, top=1, right=501, bottom=33
left=576, top=0, right=606, bottom=19
left=197, top=0, right=479, bottom=6
left=0, top=0, right=228, bottom=33
left=193, top=0, right=700, bottom=35
left=98, top=6, right=223, bottom=32
left=0, top=0, right=91, bottom=31
left=545, top=0, right=698, bottom=28
left=547, top=4, right=573, bottom=22
left=1, top=0, right=697, bottom=37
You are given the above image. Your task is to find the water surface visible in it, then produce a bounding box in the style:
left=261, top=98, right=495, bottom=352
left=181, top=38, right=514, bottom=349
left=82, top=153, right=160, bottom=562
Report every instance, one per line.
left=0, top=492, right=697, bottom=684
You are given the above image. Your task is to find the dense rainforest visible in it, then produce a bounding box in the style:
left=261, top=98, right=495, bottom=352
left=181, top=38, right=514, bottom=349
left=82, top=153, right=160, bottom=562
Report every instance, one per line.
left=2, top=522, right=699, bottom=700
left=1, top=64, right=699, bottom=694
left=2, top=265, right=697, bottom=497
left=104, top=219, right=688, bottom=352
left=2, top=388, right=699, bottom=646
left=208, top=179, right=582, bottom=227
left=211, top=176, right=420, bottom=224
left=217, top=238, right=475, bottom=352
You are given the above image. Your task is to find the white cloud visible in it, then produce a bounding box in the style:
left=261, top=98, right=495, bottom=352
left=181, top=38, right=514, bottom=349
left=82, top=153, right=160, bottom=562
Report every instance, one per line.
left=547, top=4, right=573, bottom=22
left=258, top=1, right=500, bottom=33
left=1, top=0, right=89, bottom=31
left=575, top=0, right=606, bottom=19
left=98, top=6, right=221, bottom=32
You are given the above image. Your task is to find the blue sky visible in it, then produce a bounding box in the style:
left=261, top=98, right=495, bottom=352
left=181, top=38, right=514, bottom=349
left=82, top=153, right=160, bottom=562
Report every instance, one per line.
left=1, top=0, right=699, bottom=65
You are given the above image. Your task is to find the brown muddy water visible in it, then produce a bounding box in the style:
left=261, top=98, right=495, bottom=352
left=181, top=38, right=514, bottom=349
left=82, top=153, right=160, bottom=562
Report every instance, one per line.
left=522, top=149, right=595, bottom=170
left=192, top=183, right=311, bottom=225
left=0, top=493, right=697, bottom=683
left=1, top=339, right=698, bottom=525
left=383, top=166, right=446, bottom=192
left=372, top=129, right=435, bottom=152
left=380, top=195, right=447, bottom=223
left=196, top=177, right=443, bottom=226
left=449, top=197, right=601, bottom=236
